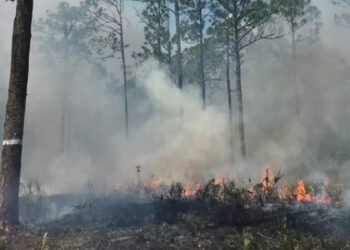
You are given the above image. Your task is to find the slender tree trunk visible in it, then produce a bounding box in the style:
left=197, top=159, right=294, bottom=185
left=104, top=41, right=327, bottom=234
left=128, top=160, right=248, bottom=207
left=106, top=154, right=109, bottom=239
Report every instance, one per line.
left=234, top=21, right=246, bottom=158
left=119, top=6, right=129, bottom=138
left=291, top=24, right=300, bottom=119
left=60, top=60, right=67, bottom=154
left=156, top=0, right=162, bottom=61
left=198, top=2, right=206, bottom=109
left=0, top=0, right=33, bottom=231
left=174, top=0, right=183, bottom=89
left=291, top=21, right=305, bottom=163
left=166, top=11, right=172, bottom=65
left=60, top=33, right=70, bottom=154
left=226, top=33, right=234, bottom=163
left=290, top=11, right=304, bottom=166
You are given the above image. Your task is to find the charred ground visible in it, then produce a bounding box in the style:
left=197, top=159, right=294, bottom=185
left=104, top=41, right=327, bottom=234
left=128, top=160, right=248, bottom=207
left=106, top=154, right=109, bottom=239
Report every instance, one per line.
left=1, top=177, right=350, bottom=250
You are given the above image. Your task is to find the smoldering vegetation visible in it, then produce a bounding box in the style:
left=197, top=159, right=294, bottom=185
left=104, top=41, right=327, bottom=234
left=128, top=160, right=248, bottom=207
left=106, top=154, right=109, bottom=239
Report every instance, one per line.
left=11, top=177, right=350, bottom=249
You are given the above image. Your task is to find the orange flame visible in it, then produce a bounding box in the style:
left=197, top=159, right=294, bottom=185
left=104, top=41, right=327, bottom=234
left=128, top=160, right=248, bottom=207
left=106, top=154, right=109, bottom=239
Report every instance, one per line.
left=295, top=179, right=312, bottom=202
left=262, top=167, right=274, bottom=192
left=184, top=182, right=195, bottom=197
left=214, top=172, right=228, bottom=185
left=184, top=182, right=202, bottom=197
left=314, top=180, right=332, bottom=205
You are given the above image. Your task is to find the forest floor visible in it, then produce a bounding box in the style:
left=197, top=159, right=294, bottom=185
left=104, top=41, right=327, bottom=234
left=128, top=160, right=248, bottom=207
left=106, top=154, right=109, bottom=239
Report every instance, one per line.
left=1, top=206, right=350, bottom=250
left=1, top=179, right=350, bottom=250
left=1, top=219, right=350, bottom=250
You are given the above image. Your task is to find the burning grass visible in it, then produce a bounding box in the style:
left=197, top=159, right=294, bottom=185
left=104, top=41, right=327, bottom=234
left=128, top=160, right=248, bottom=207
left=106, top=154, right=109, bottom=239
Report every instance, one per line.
left=1, top=168, right=350, bottom=249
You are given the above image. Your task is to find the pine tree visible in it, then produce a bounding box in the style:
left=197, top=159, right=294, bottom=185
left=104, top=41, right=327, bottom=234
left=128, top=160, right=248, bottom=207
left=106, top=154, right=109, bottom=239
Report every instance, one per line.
left=0, top=0, right=33, bottom=232
left=133, top=0, right=172, bottom=64
left=182, top=0, right=209, bottom=109
left=34, top=1, right=95, bottom=153
left=217, top=0, right=281, bottom=158
left=276, top=0, right=320, bottom=122
left=87, top=0, right=130, bottom=137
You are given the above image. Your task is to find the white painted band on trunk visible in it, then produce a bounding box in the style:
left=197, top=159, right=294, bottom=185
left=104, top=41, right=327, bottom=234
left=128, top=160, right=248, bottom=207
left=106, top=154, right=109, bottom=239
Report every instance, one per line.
left=2, top=139, right=22, bottom=146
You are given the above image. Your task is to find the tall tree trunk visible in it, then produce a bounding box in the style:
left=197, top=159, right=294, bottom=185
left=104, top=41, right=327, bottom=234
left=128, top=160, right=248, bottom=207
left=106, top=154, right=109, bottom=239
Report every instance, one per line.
left=198, top=2, right=206, bottom=109
left=226, top=33, right=234, bottom=163
left=0, top=0, right=33, bottom=231
left=60, top=33, right=70, bottom=154
left=234, top=22, right=246, bottom=159
left=60, top=61, right=67, bottom=154
left=291, top=24, right=300, bottom=119
left=291, top=20, right=304, bottom=163
left=166, top=10, right=172, bottom=65
left=119, top=5, right=129, bottom=138
left=156, top=0, right=162, bottom=61
left=174, top=0, right=183, bottom=89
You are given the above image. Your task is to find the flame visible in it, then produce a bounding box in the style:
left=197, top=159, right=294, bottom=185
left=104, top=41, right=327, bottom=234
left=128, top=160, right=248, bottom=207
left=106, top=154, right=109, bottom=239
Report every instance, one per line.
left=314, top=180, right=332, bottom=205
left=248, top=166, right=276, bottom=201
left=184, top=182, right=195, bottom=197
left=114, top=166, right=337, bottom=206
left=184, top=182, right=203, bottom=197
left=280, top=186, right=293, bottom=200
left=294, top=179, right=312, bottom=202
left=142, top=174, right=162, bottom=194
left=214, top=172, right=228, bottom=185
left=262, top=167, right=274, bottom=192
left=291, top=179, right=333, bottom=204
left=253, top=165, right=335, bottom=205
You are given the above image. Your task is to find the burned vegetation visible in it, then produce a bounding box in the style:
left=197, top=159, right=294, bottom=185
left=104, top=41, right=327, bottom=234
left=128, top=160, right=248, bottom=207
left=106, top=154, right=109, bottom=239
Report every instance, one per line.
left=2, top=168, right=350, bottom=249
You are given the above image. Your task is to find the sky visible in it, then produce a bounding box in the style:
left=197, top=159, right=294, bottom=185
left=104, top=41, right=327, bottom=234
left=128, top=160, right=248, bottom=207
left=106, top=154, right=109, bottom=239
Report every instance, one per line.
left=0, top=0, right=145, bottom=86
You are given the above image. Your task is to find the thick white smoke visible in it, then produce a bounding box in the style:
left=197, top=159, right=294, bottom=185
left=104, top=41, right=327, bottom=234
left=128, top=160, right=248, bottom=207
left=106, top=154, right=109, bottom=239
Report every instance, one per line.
left=0, top=0, right=350, bottom=196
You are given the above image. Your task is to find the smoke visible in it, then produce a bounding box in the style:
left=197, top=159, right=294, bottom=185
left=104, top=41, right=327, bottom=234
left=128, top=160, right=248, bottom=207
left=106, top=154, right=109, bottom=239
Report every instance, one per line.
left=18, top=43, right=350, bottom=194
left=115, top=61, right=231, bottom=183
left=0, top=1, right=350, bottom=195
left=16, top=57, right=235, bottom=193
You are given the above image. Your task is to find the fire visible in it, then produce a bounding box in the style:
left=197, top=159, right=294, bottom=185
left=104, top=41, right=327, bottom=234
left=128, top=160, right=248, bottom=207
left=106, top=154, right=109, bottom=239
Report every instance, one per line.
left=262, top=167, right=274, bottom=192
left=184, top=182, right=203, bottom=197
left=214, top=172, right=228, bottom=185
left=145, top=175, right=162, bottom=194
left=249, top=166, right=275, bottom=193
left=115, top=166, right=337, bottom=206
left=314, top=180, right=332, bottom=205
left=252, top=166, right=335, bottom=205
left=281, top=179, right=333, bottom=204
left=295, top=179, right=312, bottom=202
left=184, top=182, right=195, bottom=197
left=184, top=172, right=227, bottom=197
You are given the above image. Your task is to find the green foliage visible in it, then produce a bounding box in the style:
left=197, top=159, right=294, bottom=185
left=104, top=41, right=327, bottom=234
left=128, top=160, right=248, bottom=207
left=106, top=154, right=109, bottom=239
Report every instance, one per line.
left=85, top=0, right=129, bottom=60
left=243, top=227, right=255, bottom=249
left=181, top=37, right=225, bottom=89
left=133, top=0, right=172, bottom=63
left=280, top=216, right=295, bottom=249
left=333, top=1, right=350, bottom=28
left=32, top=1, right=112, bottom=87
left=153, top=182, right=188, bottom=223
left=215, top=0, right=281, bottom=50
left=274, top=0, right=321, bottom=45
left=151, top=179, right=250, bottom=225
left=331, top=0, right=350, bottom=5
left=167, top=182, right=185, bottom=200
left=181, top=0, right=209, bottom=43
left=195, top=179, right=221, bottom=201
left=33, top=1, right=95, bottom=60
